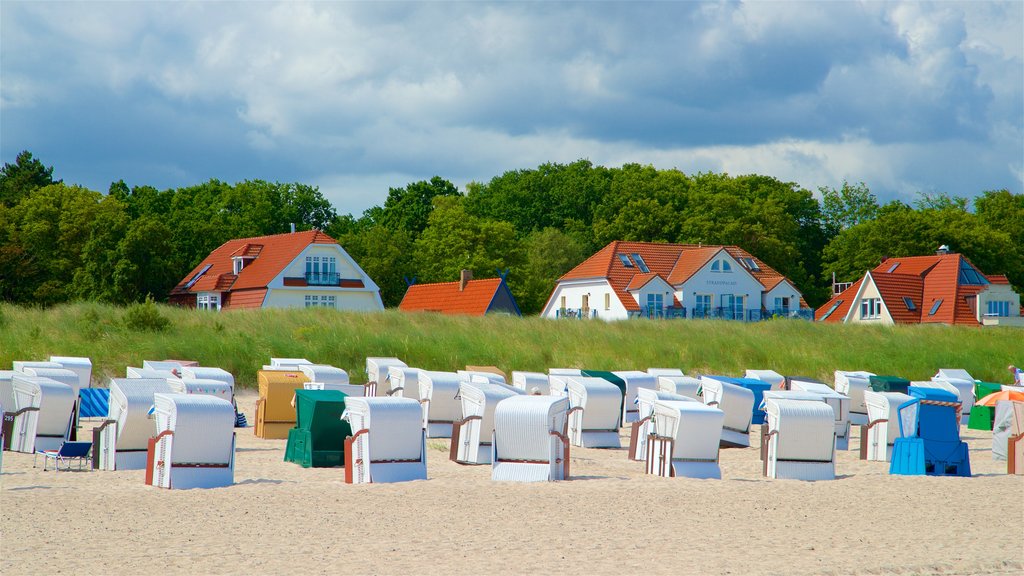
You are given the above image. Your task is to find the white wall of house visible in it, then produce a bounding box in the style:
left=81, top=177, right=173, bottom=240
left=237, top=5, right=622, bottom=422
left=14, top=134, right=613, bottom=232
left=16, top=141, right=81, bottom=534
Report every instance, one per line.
left=263, top=288, right=381, bottom=311
left=977, top=284, right=1022, bottom=324
left=263, top=243, right=384, bottom=310
left=762, top=280, right=803, bottom=313
left=628, top=276, right=675, bottom=313
left=844, top=275, right=894, bottom=325
left=542, top=279, right=627, bottom=320
left=676, top=252, right=764, bottom=313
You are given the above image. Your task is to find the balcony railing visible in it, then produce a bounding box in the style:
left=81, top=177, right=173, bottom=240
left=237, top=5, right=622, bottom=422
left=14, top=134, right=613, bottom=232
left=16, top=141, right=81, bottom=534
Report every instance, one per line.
left=555, top=304, right=815, bottom=322
left=305, top=271, right=341, bottom=286
left=555, top=308, right=598, bottom=319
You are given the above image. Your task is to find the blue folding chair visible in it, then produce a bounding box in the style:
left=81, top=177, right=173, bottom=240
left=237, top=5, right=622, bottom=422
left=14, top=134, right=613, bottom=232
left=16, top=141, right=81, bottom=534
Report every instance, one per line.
left=890, top=387, right=970, bottom=477
left=35, top=441, right=93, bottom=472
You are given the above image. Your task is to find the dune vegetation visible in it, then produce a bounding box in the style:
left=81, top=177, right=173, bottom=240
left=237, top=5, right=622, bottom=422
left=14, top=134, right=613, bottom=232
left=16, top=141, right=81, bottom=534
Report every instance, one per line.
left=0, top=302, right=1019, bottom=388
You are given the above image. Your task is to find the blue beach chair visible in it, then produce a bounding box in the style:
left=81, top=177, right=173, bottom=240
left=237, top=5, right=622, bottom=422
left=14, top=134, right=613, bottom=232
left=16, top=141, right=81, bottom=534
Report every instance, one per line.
left=890, top=387, right=970, bottom=477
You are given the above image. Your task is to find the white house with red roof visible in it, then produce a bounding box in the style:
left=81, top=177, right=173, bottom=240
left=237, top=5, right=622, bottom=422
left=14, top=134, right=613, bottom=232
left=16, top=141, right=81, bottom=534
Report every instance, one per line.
left=541, top=241, right=808, bottom=321
left=816, top=247, right=1022, bottom=326
left=169, top=230, right=383, bottom=311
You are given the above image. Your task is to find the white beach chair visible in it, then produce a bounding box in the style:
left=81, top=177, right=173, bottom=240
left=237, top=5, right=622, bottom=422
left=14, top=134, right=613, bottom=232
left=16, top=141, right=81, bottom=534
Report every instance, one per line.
left=547, top=369, right=583, bottom=398
left=861, top=391, right=914, bottom=461
left=180, top=367, right=235, bottom=390
left=613, top=370, right=658, bottom=425
left=565, top=377, right=622, bottom=449
left=458, top=370, right=507, bottom=386
left=931, top=370, right=976, bottom=424
left=343, top=397, right=426, bottom=484
left=143, top=360, right=186, bottom=376
left=97, top=379, right=173, bottom=470
left=386, top=366, right=420, bottom=397
left=269, top=357, right=313, bottom=370
left=418, top=370, right=462, bottom=438
left=629, top=388, right=696, bottom=461
left=700, top=376, right=755, bottom=448
left=10, top=375, right=76, bottom=453
left=148, top=393, right=235, bottom=490
left=657, top=375, right=701, bottom=399
left=451, top=381, right=522, bottom=464
left=834, top=370, right=876, bottom=426
left=647, top=368, right=685, bottom=377
left=763, top=397, right=836, bottom=480
left=992, top=400, right=1023, bottom=462
left=646, top=400, right=725, bottom=479
left=49, top=356, right=93, bottom=389
left=298, top=365, right=349, bottom=387
left=12, top=361, right=63, bottom=373
left=366, top=357, right=406, bottom=397
left=787, top=380, right=852, bottom=450
left=127, top=366, right=176, bottom=379
left=511, top=371, right=550, bottom=395
left=0, top=370, right=15, bottom=417
left=492, top=395, right=571, bottom=482
left=745, top=369, right=786, bottom=390
left=167, top=378, right=234, bottom=403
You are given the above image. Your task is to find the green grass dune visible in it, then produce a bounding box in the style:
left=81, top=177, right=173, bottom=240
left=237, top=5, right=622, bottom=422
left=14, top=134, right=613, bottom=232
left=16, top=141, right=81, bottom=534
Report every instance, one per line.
left=0, top=302, right=1019, bottom=387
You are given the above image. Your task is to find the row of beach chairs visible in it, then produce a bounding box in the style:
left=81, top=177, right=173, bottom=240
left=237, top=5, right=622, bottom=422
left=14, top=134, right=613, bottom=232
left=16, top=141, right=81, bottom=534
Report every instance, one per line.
left=4, top=356, right=1021, bottom=488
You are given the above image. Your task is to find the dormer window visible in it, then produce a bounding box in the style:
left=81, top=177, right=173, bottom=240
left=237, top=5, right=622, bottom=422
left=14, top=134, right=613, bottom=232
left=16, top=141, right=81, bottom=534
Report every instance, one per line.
left=232, top=256, right=254, bottom=274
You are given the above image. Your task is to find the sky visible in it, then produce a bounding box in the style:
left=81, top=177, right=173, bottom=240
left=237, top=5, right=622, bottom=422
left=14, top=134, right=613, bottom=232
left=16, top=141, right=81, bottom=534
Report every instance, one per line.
left=2, top=1, right=1021, bottom=216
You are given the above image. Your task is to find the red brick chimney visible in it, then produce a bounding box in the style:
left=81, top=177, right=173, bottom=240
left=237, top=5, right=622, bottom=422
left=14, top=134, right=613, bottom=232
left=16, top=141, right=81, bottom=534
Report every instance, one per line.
left=459, top=269, right=472, bottom=291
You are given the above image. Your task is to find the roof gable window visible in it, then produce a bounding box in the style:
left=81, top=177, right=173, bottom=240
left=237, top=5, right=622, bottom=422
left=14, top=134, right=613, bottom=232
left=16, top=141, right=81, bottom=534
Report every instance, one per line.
left=928, top=299, right=943, bottom=315
left=711, top=259, right=732, bottom=273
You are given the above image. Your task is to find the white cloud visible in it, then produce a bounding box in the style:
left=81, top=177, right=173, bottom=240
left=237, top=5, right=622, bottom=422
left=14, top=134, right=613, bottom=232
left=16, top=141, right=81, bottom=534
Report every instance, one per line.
left=0, top=1, right=1020, bottom=214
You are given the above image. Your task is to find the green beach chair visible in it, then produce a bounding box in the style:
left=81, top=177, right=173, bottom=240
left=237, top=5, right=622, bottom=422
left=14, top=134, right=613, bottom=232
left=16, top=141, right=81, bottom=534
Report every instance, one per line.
left=869, top=375, right=911, bottom=394
left=284, top=389, right=351, bottom=468
left=967, top=382, right=1003, bottom=431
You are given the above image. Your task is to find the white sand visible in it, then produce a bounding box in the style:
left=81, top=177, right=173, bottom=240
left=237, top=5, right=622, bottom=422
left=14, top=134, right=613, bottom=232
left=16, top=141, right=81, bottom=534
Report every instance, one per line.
left=2, top=390, right=1021, bottom=575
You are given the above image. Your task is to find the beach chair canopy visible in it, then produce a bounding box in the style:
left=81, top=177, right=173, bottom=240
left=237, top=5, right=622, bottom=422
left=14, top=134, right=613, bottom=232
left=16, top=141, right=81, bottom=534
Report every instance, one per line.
left=20, top=367, right=80, bottom=396
left=657, top=375, right=701, bottom=399
left=127, top=366, right=175, bottom=379
left=366, top=357, right=407, bottom=393
left=465, top=365, right=507, bottom=382
left=386, top=366, right=420, bottom=397
left=647, top=368, right=685, bottom=377
left=152, top=393, right=235, bottom=464
left=343, top=396, right=426, bottom=483
left=511, top=371, right=550, bottom=395
left=298, top=364, right=349, bottom=386
left=108, top=378, right=174, bottom=449
left=285, top=389, right=351, bottom=468
left=745, top=370, right=786, bottom=389
left=652, top=399, right=724, bottom=463
left=180, top=367, right=235, bottom=389
left=49, top=356, right=93, bottom=389
left=870, top=375, right=911, bottom=394
left=11, top=374, right=76, bottom=452
left=492, top=395, right=570, bottom=482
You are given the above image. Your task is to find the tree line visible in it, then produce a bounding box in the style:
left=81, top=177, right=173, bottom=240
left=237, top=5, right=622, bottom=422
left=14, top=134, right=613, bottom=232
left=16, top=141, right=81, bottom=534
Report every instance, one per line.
left=2, top=151, right=1021, bottom=313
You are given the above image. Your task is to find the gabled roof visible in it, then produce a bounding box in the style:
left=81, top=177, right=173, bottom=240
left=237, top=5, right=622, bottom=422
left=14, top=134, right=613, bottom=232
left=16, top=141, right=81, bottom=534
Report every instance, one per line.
left=817, top=252, right=1012, bottom=326
left=816, top=278, right=863, bottom=322
left=171, top=230, right=339, bottom=296
left=557, top=241, right=804, bottom=312
left=626, top=272, right=667, bottom=291
left=399, top=278, right=518, bottom=316
left=870, top=272, right=924, bottom=323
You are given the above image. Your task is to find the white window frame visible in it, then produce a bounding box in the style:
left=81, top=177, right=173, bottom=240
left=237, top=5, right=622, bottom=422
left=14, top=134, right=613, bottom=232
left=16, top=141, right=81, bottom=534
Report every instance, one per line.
left=197, top=292, right=221, bottom=311
left=861, top=298, right=881, bottom=319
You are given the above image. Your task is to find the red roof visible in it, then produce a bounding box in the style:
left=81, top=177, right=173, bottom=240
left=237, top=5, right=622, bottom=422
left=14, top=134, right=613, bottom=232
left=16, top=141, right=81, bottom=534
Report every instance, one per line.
left=817, top=252, right=1005, bottom=325
left=170, top=230, right=340, bottom=309
left=399, top=278, right=515, bottom=316
left=558, top=241, right=805, bottom=312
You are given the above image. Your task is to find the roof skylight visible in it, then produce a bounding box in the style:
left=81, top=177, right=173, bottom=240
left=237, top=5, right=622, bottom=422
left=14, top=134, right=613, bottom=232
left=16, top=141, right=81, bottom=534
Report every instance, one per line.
left=618, top=254, right=634, bottom=268
left=630, top=253, right=650, bottom=273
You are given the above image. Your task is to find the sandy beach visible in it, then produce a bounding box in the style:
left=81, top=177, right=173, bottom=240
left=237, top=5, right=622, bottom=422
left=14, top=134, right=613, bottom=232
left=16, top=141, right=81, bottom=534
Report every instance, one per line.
left=2, top=390, right=1021, bottom=576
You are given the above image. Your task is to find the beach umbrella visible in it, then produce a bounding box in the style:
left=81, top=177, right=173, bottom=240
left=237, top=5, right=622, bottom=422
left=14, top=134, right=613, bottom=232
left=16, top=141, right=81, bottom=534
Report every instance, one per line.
left=975, top=390, right=1024, bottom=407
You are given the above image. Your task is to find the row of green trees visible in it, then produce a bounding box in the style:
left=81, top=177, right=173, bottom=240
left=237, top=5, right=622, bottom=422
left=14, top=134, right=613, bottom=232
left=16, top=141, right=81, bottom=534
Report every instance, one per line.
left=2, top=151, right=1021, bottom=313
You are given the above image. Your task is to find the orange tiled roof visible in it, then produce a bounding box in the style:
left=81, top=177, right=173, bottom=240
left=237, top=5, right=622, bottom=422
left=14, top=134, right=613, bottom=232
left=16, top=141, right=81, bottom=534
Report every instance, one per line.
left=399, top=278, right=511, bottom=316
left=816, top=278, right=863, bottom=322
left=171, top=230, right=339, bottom=295
left=559, top=241, right=803, bottom=312
left=818, top=252, right=1006, bottom=325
